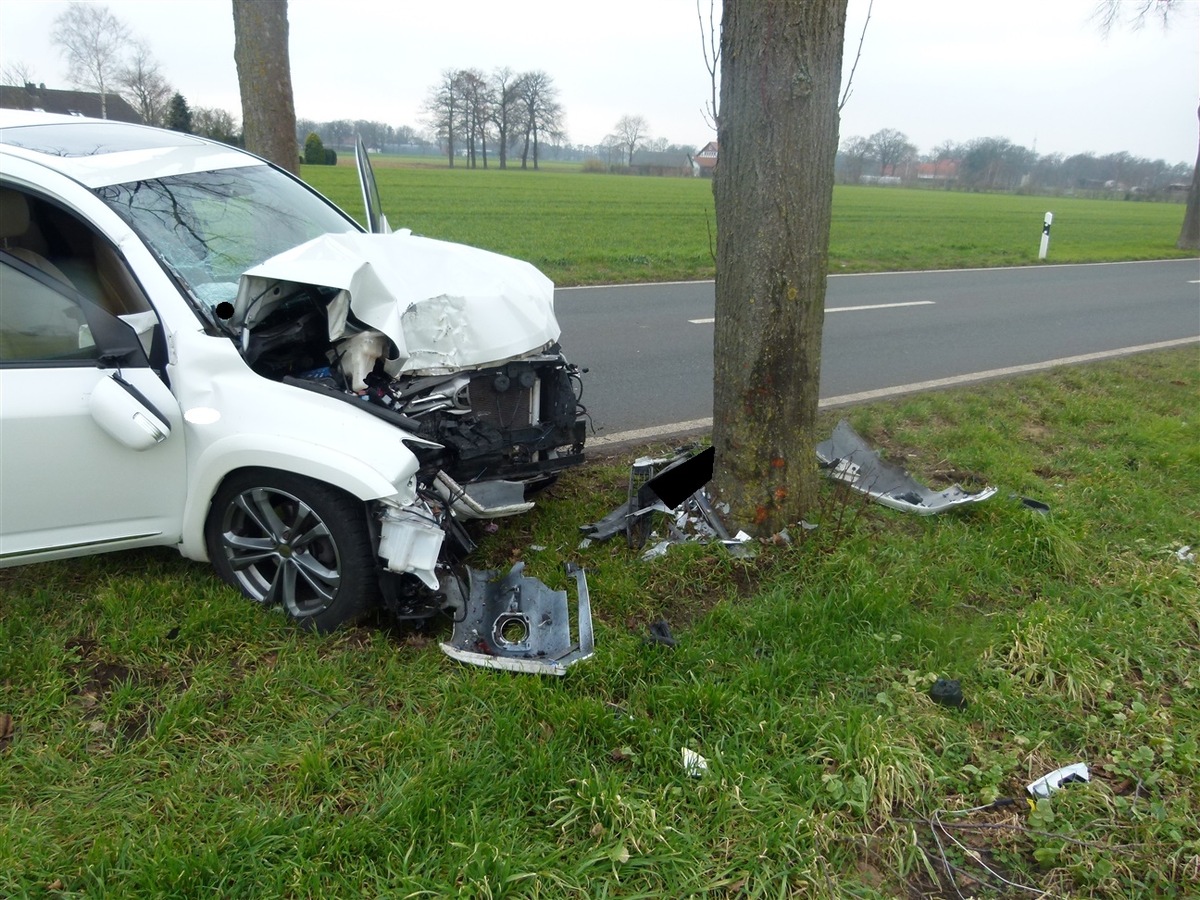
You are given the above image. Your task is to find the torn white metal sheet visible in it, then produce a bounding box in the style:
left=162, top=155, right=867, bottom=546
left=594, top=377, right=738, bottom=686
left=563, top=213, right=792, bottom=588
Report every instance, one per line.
left=235, top=231, right=561, bottom=374
left=1026, top=762, right=1090, bottom=799
left=440, top=562, right=594, bottom=676
left=681, top=747, right=708, bottom=778
left=816, top=420, right=997, bottom=515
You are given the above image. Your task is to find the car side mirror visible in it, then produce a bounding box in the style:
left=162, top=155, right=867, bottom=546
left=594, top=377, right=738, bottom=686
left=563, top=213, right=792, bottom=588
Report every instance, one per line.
left=88, top=372, right=171, bottom=451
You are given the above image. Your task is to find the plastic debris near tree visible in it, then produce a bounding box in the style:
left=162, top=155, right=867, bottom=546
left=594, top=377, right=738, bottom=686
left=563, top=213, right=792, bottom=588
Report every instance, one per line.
left=579, top=446, right=754, bottom=559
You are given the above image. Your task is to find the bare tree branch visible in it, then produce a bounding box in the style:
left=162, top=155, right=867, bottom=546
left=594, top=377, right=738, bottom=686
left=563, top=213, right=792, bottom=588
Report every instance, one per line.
left=1093, top=0, right=1176, bottom=35
left=697, top=0, right=721, bottom=131
left=1, top=60, right=37, bottom=86
left=118, top=40, right=172, bottom=126
left=838, top=0, right=873, bottom=112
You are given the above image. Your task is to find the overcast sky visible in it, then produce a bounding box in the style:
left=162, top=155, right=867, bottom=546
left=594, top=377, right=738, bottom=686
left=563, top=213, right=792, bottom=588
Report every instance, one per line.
left=2, top=0, right=1197, bottom=163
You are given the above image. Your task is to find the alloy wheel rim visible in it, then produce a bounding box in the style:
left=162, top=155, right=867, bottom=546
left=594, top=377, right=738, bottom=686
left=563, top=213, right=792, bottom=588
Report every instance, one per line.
left=219, top=487, right=341, bottom=617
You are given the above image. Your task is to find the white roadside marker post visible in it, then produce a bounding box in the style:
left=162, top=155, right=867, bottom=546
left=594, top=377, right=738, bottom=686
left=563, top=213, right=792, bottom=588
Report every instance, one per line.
left=1039, top=211, right=1053, bottom=260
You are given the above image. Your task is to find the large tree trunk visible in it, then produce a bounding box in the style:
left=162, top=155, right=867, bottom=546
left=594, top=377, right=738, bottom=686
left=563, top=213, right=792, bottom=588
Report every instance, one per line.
left=1177, top=104, right=1200, bottom=251
left=711, top=0, right=848, bottom=536
left=232, top=0, right=298, bottom=175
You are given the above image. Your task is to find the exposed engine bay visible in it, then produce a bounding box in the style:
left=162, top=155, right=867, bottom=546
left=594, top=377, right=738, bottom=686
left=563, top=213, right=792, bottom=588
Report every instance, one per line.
left=241, top=280, right=585, bottom=488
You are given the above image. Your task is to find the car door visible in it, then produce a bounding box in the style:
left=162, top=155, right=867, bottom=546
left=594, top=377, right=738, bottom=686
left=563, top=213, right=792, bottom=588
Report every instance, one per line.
left=356, top=136, right=391, bottom=234
left=0, top=252, right=187, bottom=564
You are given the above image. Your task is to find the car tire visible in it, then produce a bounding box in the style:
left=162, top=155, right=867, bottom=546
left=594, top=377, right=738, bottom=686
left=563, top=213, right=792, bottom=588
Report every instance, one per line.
left=205, top=469, right=378, bottom=632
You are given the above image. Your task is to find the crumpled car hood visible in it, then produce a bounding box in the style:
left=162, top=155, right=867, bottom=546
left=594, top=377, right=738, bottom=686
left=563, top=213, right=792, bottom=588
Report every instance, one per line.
left=234, top=231, right=560, bottom=373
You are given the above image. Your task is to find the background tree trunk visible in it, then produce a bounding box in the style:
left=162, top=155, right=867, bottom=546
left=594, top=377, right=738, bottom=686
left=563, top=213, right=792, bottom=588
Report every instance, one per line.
left=712, top=0, right=848, bottom=535
left=232, top=0, right=298, bottom=175
left=1177, top=104, right=1200, bottom=251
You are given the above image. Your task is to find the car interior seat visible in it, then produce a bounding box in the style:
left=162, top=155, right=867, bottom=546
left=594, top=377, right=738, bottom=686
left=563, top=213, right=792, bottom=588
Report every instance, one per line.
left=0, top=188, right=76, bottom=288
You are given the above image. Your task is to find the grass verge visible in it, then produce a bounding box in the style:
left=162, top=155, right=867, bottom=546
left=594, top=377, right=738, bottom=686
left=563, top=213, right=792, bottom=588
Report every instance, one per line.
left=2, top=348, right=1197, bottom=896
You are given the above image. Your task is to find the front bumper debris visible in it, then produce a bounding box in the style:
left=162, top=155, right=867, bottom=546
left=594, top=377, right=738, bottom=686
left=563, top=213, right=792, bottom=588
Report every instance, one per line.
left=440, top=562, right=594, bottom=676
left=816, top=420, right=997, bottom=514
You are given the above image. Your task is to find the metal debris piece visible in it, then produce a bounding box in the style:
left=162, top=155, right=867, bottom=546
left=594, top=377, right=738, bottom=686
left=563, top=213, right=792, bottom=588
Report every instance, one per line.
left=816, top=420, right=997, bottom=515
left=647, top=619, right=677, bottom=647
left=439, top=562, right=594, bottom=676
left=929, top=678, right=967, bottom=709
left=641, top=539, right=672, bottom=561
left=579, top=498, right=637, bottom=542
left=681, top=747, right=708, bottom=778
left=581, top=447, right=748, bottom=559
left=1026, top=762, right=1090, bottom=799
left=643, top=446, right=715, bottom=508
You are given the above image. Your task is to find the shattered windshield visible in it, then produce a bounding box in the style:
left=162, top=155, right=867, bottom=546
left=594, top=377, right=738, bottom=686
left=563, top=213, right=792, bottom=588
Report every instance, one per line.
left=96, top=165, right=359, bottom=311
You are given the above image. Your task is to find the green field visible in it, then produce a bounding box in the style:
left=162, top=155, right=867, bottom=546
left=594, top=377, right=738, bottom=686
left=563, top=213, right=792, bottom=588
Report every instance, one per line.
left=3, top=349, right=1198, bottom=897
left=300, top=162, right=1195, bottom=286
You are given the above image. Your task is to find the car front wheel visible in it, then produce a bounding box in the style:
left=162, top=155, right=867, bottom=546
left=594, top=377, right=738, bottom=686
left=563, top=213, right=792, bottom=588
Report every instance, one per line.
left=205, top=470, right=378, bottom=632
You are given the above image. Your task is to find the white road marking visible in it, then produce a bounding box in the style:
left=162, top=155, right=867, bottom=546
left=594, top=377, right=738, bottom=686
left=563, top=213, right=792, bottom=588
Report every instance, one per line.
left=586, top=335, right=1200, bottom=447
left=827, top=300, right=935, bottom=313
left=689, top=300, right=935, bottom=325
left=589, top=417, right=716, bottom=448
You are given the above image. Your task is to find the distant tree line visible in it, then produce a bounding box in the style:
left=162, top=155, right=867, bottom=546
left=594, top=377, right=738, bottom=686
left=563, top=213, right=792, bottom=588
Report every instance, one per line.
left=422, top=68, right=564, bottom=170
left=293, top=118, right=433, bottom=155
left=839, top=128, right=1192, bottom=199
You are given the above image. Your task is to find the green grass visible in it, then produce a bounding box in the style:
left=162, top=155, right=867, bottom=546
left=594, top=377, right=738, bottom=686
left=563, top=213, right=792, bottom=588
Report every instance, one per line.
left=300, top=163, right=1196, bottom=286
left=3, top=348, right=1198, bottom=897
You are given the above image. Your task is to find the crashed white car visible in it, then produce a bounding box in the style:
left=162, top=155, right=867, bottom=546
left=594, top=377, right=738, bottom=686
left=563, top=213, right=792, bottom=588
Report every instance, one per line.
left=0, top=112, right=585, bottom=632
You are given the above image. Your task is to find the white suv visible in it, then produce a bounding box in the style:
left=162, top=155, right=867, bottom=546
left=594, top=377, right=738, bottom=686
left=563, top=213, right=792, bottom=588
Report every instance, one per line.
left=0, top=112, right=585, bottom=632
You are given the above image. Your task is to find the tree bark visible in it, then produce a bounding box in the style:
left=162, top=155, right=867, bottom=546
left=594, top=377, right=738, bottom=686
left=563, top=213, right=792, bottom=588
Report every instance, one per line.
left=712, top=0, right=848, bottom=536
left=1177, top=104, right=1200, bottom=251
left=232, top=0, right=298, bottom=175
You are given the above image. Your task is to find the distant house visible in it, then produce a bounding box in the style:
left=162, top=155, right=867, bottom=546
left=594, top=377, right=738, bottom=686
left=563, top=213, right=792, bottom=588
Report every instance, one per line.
left=630, top=148, right=694, bottom=177
left=0, top=83, right=142, bottom=123
left=916, top=159, right=958, bottom=182
left=695, top=141, right=718, bottom=177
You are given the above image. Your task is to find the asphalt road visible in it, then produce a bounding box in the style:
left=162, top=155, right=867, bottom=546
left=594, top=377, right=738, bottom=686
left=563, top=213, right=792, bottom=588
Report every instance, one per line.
left=554, top=259, right=1200, bottom=444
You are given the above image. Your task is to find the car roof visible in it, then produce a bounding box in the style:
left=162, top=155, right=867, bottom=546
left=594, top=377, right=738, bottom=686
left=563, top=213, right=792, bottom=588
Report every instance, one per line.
left=0, top=110, right=265, bottom=188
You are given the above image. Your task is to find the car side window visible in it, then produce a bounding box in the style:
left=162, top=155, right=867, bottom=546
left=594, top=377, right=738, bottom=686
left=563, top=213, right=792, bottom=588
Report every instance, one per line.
left=0, top=185, right=153, bottom=318
left=0, top=259, right=101, bottom=363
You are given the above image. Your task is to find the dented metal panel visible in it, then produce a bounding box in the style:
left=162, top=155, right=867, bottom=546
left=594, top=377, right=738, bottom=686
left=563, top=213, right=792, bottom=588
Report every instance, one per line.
left=235, top=232, right=561, bottom=374
left=816, top=420, right=997, bottom=514
left=440, top=562, right=594, bottom=675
